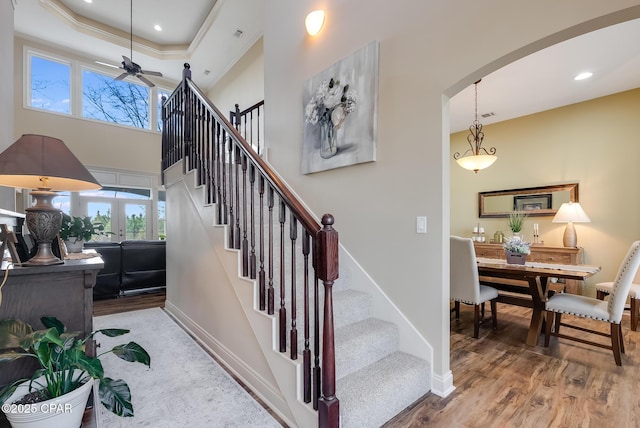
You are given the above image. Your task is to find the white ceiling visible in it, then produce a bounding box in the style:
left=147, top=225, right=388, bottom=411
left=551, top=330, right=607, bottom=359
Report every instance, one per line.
left=14, top=0, right=264, bottom=90
left=13, top=2, right=640, bottom=130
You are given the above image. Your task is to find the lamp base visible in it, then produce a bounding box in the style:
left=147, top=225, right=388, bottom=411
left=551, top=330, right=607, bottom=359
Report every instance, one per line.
left=562, top=222, right=577, bottom=247
left=24, top=190, right=64, bottom=266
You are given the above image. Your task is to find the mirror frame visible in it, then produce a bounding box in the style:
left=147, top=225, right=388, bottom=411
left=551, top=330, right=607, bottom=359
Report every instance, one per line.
left=478, top=183, right=579, bottom=218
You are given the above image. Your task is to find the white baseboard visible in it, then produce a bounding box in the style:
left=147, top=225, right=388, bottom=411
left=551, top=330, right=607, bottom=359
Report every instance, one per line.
left=430, top=369, right=455, bottom=397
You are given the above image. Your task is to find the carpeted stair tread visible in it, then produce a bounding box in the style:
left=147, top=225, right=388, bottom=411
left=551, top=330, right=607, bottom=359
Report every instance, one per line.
left=334, top=318, right=398, bottom=379
left=337, top=351, right=431, bottom=428
left=295, top=289, right=373, bottom=356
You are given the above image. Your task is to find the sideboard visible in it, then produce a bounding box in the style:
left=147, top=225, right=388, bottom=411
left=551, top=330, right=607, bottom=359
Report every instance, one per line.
left=0, top=254, right=103, bottom=389
left=473, top=243, right=584, bottom=294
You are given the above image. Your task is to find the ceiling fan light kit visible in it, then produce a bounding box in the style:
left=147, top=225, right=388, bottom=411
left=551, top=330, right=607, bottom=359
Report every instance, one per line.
left=112, top=0, right=163, bottom=87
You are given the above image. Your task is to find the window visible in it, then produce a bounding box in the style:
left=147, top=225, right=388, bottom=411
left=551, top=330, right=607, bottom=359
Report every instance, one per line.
left=157, top=89, right=171, bottom=132
left=82, top=69, right=150, bottom=129
left=158, top=190, right=166, bottom=240
left=29, top=54, right=71, bottom=114
left=24, top=47, right=166, bottom=132
left=51, top=191, right=71, bottom=214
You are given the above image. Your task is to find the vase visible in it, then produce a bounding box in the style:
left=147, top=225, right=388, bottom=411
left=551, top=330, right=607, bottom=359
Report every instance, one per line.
left=64, top=237, right=84, bottom=253
left=319, top=121, right=337, bottom=159
left=506, top=251, right=527, bottom=265
left=4, top=371, right=94, bottom=428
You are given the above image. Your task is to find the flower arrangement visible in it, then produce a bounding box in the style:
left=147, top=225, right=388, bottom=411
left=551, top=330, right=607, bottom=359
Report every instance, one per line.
left=305, top=78, right=357, bottom=127
left=508, top=211, right=528, bottom=233
left=305, top=78, right=357, bottom=158
left=503, top=236, right=531, bottom=255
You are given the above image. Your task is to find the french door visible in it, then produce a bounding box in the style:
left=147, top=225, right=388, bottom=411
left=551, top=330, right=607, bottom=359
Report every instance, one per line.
left=81, top=197, right=152, bottom=241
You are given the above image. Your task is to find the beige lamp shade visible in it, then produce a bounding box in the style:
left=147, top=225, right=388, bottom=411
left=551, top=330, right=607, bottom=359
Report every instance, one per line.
left=0, top=134, right=101, bottom=191
left=455, top=154, right=497, bottom=172
left=552, top=202, right=591, bottom=247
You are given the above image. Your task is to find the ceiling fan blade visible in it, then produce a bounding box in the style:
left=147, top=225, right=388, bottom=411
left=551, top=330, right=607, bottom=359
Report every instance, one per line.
left=122, top=55, right=134, bottom=68
left=96, top=61, right=120, bottom=69
left=141, top=70, right=163, bottom=77
left=137, top=74, right=155, bottom=87
left=115, top=73, right=128, bottom=81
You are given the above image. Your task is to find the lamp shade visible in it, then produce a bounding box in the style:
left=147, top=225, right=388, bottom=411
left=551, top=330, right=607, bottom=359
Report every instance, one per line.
left=455, top=154, right=497, bottom=172
left=552, top=202, right=591, bottom=223
left=0, top=134, right=101, bottom=191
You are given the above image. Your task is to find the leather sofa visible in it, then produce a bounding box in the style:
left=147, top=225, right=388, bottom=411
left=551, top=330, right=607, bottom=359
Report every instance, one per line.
left=85, top=240, right=166, bottom=300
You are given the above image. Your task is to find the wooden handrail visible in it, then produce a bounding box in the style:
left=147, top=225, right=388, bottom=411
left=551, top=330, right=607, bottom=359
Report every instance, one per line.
left=162, top=64, right=340, bottom=428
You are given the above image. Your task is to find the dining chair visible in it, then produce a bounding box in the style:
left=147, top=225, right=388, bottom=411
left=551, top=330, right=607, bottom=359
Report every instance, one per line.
left=450, top=235, right=498, bottom=338
left=544, top=240, right=640, bottom=366
left=594, top=267, right=640, bottom=331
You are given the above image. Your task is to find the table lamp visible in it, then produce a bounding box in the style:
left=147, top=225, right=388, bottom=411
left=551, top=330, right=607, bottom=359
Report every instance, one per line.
left=0, top=134, right=101, bottom=266
left=552, top=202, right=591, bottom=248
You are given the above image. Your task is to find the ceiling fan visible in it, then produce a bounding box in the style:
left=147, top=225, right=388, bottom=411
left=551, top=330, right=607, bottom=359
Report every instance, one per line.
left=99, top=0, right=162, bottom=87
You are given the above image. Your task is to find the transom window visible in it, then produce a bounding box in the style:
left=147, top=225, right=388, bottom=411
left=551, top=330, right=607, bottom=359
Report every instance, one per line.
left=25, top=49, right=170, bottom=132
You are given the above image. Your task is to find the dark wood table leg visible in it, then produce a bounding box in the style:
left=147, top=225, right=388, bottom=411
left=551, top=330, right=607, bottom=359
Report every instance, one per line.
left=526, top=276, right=548, bottom=346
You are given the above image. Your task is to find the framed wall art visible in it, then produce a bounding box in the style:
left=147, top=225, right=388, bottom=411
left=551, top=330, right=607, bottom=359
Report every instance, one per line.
left=514, top=194, right=552, bottom=212
left=301, top=40, right=379, bottom=174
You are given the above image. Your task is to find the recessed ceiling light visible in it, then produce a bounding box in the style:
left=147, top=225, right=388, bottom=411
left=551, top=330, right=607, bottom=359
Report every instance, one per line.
left=84, top=0, right=92, bottom=3
left=154, top=24, right=162, bottom=32
left=574, top=72, right=593, bottom=81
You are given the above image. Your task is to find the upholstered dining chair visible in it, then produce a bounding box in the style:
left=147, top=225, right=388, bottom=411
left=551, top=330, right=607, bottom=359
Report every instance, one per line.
left=544, top=240, right=640, bottom=366
left=450, top=235, right=498, bottom=338
left=594, top=267, right=640, bottom=331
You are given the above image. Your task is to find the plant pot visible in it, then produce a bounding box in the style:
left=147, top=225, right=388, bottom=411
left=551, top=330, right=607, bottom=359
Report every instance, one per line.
left=506, top=251, right=527, bottom=265
left=3, top=372, right=93, bottom=428
left=64, top=237, right=84, bottom=253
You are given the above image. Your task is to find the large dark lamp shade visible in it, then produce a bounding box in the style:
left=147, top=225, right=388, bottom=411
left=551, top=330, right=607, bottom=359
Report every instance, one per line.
left=0, top=134, right=101, bottom=266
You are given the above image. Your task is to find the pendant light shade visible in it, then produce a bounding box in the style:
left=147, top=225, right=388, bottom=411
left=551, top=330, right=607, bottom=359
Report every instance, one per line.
left=453, top=79, right=497, bottom=173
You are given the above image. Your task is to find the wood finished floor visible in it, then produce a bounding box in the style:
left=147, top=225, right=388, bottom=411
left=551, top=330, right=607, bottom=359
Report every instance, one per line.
left=18, top=292, right=640, bottom=428
left=384, top=302, right=640, bottom=427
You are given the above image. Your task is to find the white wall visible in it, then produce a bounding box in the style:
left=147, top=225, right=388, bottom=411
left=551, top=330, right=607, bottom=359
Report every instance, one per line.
left=0, top=0, right=16, bottom=209
left=206, top=37, right=264, bottom=117
left=262, top=0, right=640, bottom=386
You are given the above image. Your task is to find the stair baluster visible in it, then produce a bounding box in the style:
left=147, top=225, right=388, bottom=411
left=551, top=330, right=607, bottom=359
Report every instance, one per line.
left=162, top=64, right=340, bottom=427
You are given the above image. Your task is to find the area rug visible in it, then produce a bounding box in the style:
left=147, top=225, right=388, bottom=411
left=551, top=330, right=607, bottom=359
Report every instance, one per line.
left=93, top=307, right=281, bottom=427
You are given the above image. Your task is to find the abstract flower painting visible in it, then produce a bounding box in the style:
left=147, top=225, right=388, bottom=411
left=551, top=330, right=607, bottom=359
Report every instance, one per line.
left=302, top=41, right=379, bottom=174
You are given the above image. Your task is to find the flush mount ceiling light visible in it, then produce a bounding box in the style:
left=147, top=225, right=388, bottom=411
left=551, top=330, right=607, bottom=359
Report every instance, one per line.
left=453, top=79, right=497, bottom=173
left=305, top=10, right=325, bottom=36
left=154, top=24, right=162, bottom=32
left=574, top=72, right=593, bottom=81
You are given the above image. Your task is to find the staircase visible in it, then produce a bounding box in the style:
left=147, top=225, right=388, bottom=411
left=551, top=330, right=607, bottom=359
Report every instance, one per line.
left=162, top=65, right=432, bottom=427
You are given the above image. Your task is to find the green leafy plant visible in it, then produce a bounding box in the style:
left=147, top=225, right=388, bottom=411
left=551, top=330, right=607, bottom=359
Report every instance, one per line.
left=502, top=236, right=531, bottom=254
left=0, top=316, right=150, bottom=417
left=59, top=214, right=108, bottom=242
left=507, top=211, right=527, bottom=233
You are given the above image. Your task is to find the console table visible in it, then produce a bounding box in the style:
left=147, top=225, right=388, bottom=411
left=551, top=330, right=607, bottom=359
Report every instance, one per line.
left=473, top=243, right=584, bottom=294
left=0, top=254, right=103, bottom=388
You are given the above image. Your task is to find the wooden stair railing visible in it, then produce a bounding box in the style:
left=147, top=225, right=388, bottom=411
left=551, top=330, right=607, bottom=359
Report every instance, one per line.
left=230, top=101, right=264, bottom=156
left=161, top=64, right=340, bottom=428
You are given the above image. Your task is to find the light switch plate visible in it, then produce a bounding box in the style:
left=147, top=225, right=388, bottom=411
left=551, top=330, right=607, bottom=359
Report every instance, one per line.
left=416, top=216, right=427, bottom=234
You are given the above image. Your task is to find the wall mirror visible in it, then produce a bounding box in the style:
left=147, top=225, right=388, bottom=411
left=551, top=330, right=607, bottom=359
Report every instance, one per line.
left=478, top=183, right=579, bottom=218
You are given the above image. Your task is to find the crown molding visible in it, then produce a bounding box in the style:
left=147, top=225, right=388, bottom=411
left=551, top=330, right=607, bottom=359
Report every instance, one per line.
left=40, top=0, right=190, bottom=60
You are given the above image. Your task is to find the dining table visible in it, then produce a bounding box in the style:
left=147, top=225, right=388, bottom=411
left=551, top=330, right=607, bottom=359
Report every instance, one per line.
left=476, top=257, right=601, bottom=346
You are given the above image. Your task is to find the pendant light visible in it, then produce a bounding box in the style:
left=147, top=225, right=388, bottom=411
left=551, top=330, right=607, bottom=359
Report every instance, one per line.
left=453, top=79, right=497, bottom=173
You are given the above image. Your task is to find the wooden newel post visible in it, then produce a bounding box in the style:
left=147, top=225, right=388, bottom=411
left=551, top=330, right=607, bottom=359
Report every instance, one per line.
left=316, top=214, right=340, bottom=428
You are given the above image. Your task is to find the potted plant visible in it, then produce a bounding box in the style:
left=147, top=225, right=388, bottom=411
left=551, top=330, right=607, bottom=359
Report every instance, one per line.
left=0, top=316, right=150, bottom=428
left=503, top=236, right=531, bottom=265
left=59, top=214, right=108, bottom=253
left=507, top=211, right=527, bottom=237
